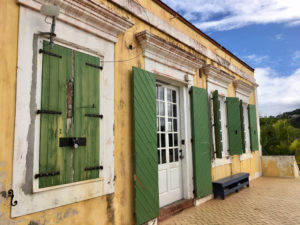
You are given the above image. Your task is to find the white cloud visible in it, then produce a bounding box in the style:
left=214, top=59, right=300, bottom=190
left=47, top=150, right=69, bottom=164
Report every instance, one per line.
left=256, top=67, right=300, bottom=116
left=162, top=0, right=300, bottom=31
left=244, top=54, right=269, bottom=64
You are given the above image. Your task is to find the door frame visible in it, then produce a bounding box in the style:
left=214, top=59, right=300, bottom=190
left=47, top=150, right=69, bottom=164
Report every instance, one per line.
left=145, top=59, right=195, bottom=204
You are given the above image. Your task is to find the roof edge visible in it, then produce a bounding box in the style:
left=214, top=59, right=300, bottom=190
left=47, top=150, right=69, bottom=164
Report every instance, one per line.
left=152, top=0, right=255, bottom=72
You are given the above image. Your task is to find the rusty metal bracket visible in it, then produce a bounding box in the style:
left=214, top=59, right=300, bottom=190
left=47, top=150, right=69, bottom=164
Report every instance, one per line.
left=7, top=189, right=18, bottom=207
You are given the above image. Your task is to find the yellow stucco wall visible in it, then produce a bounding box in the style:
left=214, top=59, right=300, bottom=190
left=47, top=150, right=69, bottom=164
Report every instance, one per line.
left=0, top=0, right=259, bottom=225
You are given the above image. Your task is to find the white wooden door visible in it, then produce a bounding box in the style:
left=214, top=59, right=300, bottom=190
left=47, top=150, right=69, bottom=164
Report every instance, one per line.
left=156, top=84, right=183, bottom=207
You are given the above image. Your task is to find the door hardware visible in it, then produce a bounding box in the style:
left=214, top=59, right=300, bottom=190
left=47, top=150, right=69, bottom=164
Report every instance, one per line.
left=179, top=150, right=184, bottom=160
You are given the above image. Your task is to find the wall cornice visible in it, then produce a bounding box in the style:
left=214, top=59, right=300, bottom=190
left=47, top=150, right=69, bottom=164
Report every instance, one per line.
left=136, top=30, right=205, bottom=75
left=204, top=64, right=235, bottom=89
left=234, top=80, right=254, bottom=98
left=17, top=0, right=134, bottom=42
left=110, top=0, right=257, bottom=84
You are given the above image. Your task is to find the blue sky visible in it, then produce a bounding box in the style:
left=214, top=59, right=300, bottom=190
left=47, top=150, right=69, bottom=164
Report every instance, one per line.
left=162, top=0, right=300, bottom=116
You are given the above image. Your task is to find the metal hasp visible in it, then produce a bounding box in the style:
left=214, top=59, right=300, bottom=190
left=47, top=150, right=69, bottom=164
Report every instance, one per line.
left=7, top=189, right=18, bottom=206
left=84, top=165, right=103, bottom=171
left=37, top=109, right=62, bottom=115
left=35, top=171, right=60, bottom=179
left=59, top=137, right=86, bottom=148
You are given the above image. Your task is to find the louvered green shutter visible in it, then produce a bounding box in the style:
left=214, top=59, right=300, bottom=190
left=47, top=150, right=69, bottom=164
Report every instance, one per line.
left=73, top=51, right=100, bottom=182
left=39, top=41, right=72, bottom=188
left=240, top=100, right=246, bottom=153
left=191, top=87, right=213, bottom=199
left=226, top=97, right=243, bottom=155
left=212, top=90, right=222, bottom=158
left=133, top=67, right=159, bottom=225
left=248, top=104, right=259, bottom=151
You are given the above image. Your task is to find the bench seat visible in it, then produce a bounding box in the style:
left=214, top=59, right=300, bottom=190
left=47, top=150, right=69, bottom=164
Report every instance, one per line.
left=212, top=172, right=249, bottom=200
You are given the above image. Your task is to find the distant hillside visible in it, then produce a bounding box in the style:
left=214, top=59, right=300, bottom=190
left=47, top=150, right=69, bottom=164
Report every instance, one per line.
left=277, top=108, right=300, bottom=129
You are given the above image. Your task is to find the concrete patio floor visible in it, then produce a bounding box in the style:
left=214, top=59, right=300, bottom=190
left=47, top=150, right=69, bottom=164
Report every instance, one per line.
left=160, top=177, right=300, bottom=225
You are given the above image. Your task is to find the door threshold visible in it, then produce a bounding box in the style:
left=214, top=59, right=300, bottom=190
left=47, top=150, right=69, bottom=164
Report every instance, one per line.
left=158, top=199, right=194, bottom=221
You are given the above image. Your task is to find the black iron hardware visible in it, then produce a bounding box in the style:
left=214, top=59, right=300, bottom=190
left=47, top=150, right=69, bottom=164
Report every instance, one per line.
left=181, top=140, right=185, bottom=145
left=39, top=49, right=62, bottom=58
left=86, top=62, right=103, bottom=70
left=34, top=171, right=60, bottom=179
left=179, top=150, right=184, bottom=160
left=84, top=165, right=103, bottom=171
left=37, top=110, right=62, bottom=115
left=191, top=138, right=193, bottom=143
left=85, top=114, right=103, bottom=119
left=59, top=137, right=86, bottom=148
left=235, top=130, right=238, bottom=135
left=7, top=189, right=18, bottom=207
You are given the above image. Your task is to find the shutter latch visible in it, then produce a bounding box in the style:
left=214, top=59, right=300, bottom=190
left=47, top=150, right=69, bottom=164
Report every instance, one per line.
left=59, top=137, right=86, bottom=148
left=7, top=189, right=18, bottom=207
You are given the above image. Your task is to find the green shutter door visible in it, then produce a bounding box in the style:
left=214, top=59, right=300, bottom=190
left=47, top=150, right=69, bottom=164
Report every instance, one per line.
left=39, top=41, right=72, bottom=188
left=212, top=90, right=222, bottom=158
left=240, top=100, right=246, bottom=153
left=133, top=67, right=159, bottom=225
left=248, top=104, right=259, bottom=151
left=73, top=51, right=100, bottom=182
left=226, top=97, right=243, bottom=155
left=190, top=87, right=213, bottom=199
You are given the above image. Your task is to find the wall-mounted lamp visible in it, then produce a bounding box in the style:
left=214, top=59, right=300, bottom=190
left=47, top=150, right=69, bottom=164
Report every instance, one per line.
left=40, top=4, right=60, bottom=48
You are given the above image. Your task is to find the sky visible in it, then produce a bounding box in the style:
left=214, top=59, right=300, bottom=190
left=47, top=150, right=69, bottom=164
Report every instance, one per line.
left=162, top=0, right=300, bottom=116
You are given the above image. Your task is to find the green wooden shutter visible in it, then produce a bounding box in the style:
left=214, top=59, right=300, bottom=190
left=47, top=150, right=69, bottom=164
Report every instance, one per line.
left=133, top=67, right=159, bottom=225
left=226, top=97, right=243, bottom=155
left=240, top=100, right=246, bottom=153
left=248, top=104, right=259, bottom=151
left=39, top=41, right=72, bottom=188
left=212, top=90, right=222, bottom=158
left=190, top=87, right=213, bottom=199
left=73, top=51, right=100, bottom=182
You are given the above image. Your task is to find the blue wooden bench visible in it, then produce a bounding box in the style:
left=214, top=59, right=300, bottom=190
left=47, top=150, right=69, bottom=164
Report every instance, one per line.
left=212, top=172, right=249, bottom=200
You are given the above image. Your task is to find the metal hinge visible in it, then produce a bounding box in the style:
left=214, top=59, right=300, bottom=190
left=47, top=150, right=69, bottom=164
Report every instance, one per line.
left=86, top=62, right=103, bottom=70
left=37, top=109, right=62, bottom=115
left=34, top=171, right=60, bottom=179
left=84, top=165, right=103, bottom=171
left=85, top=114, right=103, bottom=119
left=39, top=49, right=62, bottom=58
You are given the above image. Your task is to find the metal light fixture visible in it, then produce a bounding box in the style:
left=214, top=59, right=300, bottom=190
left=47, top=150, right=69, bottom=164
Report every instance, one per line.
left=40, top=4, right=60, bottom=48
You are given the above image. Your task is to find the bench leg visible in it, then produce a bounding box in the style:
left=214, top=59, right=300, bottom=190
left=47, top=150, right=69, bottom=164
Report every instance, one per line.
left=221, top=192, right=225, bottom=200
